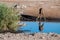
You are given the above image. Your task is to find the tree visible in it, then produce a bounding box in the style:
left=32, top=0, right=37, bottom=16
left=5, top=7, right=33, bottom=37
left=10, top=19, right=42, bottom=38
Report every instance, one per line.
left=0, top=4, right=20, bottom=32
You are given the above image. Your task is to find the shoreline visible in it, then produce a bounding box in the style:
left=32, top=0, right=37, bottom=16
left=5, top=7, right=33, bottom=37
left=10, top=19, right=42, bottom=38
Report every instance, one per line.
left=0, top=32, right=60, bottom=40
left=20, top=14, right=60, bottom=22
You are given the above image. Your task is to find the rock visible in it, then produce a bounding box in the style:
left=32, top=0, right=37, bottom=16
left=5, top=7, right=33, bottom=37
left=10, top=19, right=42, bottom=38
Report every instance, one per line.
left=29, top=34, right=35, bottom=36
left=49, top=33, right=58, bottom=37
left=0, top=37, right=4, bottom=40
left=39, top=36, right=45, bottom=39
left=39, top=37, right=43, bottom=39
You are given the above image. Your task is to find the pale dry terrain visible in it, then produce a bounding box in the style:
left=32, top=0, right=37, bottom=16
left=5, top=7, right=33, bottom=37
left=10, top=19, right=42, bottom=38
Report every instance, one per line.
left=0, top=32, right=60, bottom=40
left=0, top=0, right=60, bottom=19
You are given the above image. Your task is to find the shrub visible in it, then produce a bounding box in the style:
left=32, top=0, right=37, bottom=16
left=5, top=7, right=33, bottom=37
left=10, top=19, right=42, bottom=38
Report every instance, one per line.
left=0, top=4, right=20, bottom=32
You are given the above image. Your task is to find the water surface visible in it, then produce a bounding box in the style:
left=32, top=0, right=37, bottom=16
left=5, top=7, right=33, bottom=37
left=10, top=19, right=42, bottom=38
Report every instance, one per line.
left=19, top=22, right=60, bottom=34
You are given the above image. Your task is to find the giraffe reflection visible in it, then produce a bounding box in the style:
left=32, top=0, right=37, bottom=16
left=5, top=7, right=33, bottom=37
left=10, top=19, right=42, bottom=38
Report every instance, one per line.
left=38, top=8, right=44, bottom=32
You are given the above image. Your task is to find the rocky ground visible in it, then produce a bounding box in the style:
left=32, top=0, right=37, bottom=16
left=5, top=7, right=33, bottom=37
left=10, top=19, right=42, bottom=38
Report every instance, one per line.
left=0, top=32, right=60, bottom=40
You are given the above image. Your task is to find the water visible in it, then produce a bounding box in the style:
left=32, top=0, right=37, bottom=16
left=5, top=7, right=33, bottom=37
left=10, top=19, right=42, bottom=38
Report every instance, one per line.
left=18, top=22, right=60, bottom=34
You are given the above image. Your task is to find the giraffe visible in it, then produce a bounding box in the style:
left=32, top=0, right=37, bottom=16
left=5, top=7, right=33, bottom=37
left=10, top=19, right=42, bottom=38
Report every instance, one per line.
left=37, top=8, right=46, bottom=32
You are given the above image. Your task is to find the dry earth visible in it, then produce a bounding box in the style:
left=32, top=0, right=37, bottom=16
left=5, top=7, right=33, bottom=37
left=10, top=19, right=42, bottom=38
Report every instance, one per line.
left=0, top=0, right=60, bottom=19
left=0, top=32, right=60, bottom=40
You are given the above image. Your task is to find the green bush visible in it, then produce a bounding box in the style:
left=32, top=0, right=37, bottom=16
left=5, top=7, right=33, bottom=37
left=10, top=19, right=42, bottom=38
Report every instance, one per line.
left=0, top=4, right=20, bottom=32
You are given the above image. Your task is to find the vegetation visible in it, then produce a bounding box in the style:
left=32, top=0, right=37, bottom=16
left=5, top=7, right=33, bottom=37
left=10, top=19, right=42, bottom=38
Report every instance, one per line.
left=0, top=4, right=20, bottom=32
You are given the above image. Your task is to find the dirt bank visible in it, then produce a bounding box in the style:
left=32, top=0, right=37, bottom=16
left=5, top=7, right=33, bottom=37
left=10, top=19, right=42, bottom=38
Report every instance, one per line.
left=0, top=32, right=60, bottom=40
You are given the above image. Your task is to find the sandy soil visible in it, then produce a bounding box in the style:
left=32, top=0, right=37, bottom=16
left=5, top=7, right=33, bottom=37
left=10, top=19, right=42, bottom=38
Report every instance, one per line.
left=0, top=32, right=60, bottom=40
left=0, top=0, right=60, bottom=19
